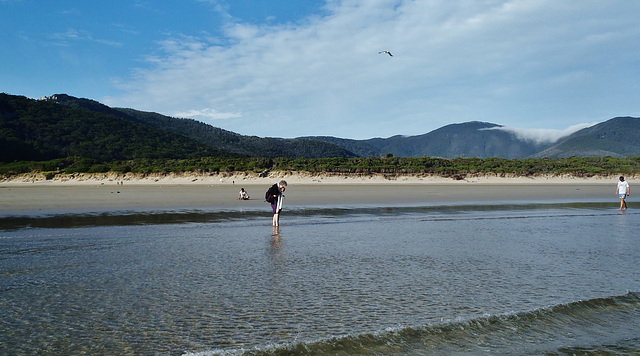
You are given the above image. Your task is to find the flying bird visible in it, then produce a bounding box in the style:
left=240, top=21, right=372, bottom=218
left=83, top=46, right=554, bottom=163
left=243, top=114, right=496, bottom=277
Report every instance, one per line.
left=379, top=51, right=393, bottom=57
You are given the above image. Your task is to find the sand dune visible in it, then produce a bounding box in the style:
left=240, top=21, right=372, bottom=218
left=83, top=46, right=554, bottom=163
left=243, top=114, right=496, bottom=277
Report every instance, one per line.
left=0, top=171, right=626, bottom=186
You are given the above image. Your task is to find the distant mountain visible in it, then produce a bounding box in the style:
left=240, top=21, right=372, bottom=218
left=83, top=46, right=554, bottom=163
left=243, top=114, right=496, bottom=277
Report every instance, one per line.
left=305, top=122, right=553, bottom=158
left=0, top=93, right=234, bottom=163
left=532, top=117, right=640, bottom=158
left=308, top=118, right=640, bottom=158
left=3, top=93, right=640, bottom=161
left=47, top=94, right=357, bottom=159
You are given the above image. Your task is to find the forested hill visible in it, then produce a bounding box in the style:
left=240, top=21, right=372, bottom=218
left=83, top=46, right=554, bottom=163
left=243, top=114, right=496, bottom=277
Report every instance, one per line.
left=0, top=93, right=237, bottom=162
left=3, top=93, right=640, bottom=163
left=47, top=94, right=357, bottom=159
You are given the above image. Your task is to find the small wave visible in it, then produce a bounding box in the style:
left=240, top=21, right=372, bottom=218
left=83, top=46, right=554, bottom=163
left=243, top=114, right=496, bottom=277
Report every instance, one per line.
left=186, top=292, right=640, bottom=356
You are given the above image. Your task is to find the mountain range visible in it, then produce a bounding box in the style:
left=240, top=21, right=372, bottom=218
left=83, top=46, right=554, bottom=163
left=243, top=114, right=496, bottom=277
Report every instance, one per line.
left=305, top=117, right=640, bottom=159
left=1, top=92, right=639, bottom=163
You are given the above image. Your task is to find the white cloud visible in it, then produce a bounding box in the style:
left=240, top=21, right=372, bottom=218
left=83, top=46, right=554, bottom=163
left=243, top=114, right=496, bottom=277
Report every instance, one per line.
left=487, top=123, right=598, bottom=144
left=105, top=0, right=640, bottom=139
left=173, top=107, right=242, bottom=121
left=49, top=28, right=122, bottom=47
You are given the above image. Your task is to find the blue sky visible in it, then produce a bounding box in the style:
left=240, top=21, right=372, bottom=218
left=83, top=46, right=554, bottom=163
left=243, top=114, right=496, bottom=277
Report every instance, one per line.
left=2, top=0, right=639, bottom=140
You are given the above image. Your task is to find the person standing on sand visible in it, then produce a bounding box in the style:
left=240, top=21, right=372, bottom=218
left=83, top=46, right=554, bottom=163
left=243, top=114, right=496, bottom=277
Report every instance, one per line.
left=617, top=176, right=630, bottom=210
left=271, top=180, right=287, bottom=226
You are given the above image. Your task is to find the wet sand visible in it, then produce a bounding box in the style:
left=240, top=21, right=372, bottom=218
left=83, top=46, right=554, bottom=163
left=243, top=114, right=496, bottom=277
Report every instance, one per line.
left=0, top=182, right=618, bottom=216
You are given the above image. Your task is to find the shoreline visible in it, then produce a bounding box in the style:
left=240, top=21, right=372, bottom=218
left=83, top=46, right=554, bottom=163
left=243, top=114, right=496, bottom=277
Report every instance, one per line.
left=0, top=172, right=628, bottom=217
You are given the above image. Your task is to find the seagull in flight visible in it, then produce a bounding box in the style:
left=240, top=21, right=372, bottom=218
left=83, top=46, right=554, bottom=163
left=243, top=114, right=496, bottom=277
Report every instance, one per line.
left=379, top=51, right=393, bottom=57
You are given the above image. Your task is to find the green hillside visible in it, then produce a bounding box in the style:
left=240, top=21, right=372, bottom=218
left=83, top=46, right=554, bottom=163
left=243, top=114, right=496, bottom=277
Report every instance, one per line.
left=4, top=93, right=640, bottom=164
left=46, top=94, right=357, bottom=159
left=0, top=93, right=237, bottom=163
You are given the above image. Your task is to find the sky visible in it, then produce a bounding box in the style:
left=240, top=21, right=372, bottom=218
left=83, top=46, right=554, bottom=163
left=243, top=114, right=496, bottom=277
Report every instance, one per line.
left=2, top=0, right=639, bottom=140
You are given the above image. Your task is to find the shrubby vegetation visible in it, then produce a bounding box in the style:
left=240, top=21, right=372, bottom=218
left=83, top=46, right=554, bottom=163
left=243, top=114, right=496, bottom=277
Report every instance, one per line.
left=2, top=156, right=639, bottom=178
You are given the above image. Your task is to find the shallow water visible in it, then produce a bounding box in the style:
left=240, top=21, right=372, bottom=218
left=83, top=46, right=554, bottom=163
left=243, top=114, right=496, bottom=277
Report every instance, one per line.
left=1, top=202, right=639, bottom=355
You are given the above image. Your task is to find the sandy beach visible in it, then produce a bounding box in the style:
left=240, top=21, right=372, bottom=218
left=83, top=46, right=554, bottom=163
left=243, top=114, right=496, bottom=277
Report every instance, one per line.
left=0, top=172, right=628, bottom=216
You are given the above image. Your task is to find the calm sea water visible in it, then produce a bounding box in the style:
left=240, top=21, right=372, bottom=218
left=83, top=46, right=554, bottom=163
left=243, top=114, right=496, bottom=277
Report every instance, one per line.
left=1, top=201, right=639, bottom=355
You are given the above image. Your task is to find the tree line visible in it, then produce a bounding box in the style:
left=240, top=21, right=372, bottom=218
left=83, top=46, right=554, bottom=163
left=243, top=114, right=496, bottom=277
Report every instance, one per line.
left=2, top=156, right=639, bottom=178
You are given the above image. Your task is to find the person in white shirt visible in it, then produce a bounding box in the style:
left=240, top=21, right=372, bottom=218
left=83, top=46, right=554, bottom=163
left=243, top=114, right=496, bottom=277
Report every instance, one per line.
left=238, top=188, right=250, bottom=200
left=616, top=176, right=630, bottom=210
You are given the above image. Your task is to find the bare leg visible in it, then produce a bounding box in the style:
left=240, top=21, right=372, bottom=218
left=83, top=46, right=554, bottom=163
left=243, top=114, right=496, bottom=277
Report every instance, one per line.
left=620, top=197, right=627, bottom=210
left=273, top=213, right=280, bottom=226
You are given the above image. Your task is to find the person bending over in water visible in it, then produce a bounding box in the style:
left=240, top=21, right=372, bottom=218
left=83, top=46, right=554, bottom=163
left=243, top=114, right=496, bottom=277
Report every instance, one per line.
left=271, top=180, right=287, bottom=226
left=617, top=176, right=630, bottom=210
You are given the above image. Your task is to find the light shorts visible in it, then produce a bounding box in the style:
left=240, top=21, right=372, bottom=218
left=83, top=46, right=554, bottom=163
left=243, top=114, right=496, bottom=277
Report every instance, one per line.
left=619, top=193, right=627, bottom=199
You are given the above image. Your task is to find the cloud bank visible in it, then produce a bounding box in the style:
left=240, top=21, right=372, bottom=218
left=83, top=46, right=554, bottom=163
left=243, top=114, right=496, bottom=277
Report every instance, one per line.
left=104, top=0, right=640, bottom=139
left=487, top=123, right=598, bottom=145
left=173, top=108, right=242, bottom=121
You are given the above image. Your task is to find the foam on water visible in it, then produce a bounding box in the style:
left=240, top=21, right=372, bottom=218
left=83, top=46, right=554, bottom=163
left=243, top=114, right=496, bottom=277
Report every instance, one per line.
left=186, top=292, right=640, bottom=355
